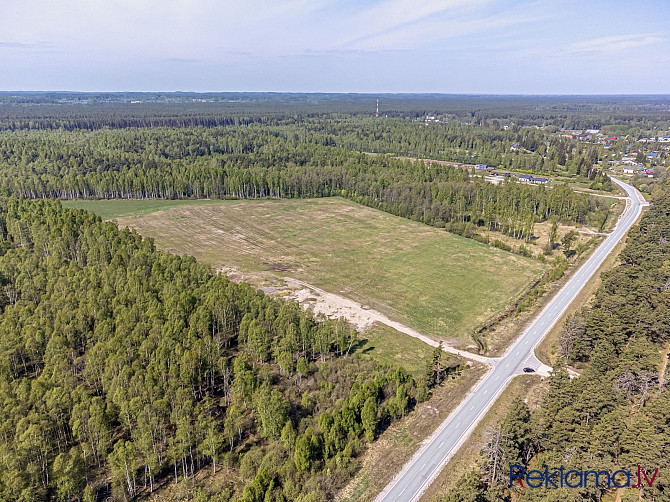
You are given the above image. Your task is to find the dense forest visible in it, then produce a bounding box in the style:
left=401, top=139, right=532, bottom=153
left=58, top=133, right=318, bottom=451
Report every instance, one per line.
left=441, top=188, right=670, bottom=502
left=0, top=95, right=666, bottom=501
left=0, top=198, right=436, bottom=501
left=1, top=93, right=669, bottom=131
left=0, top=95, right=641, bottom=247
left=0, top=125, right=613, bottom=241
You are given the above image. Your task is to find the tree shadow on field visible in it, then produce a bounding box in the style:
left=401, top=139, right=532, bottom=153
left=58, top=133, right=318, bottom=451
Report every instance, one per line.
left=353, top=337, right=375, bottom=354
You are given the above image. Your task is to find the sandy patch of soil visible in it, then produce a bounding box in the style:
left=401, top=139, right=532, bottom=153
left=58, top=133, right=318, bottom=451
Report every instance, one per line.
left=220, top=266, right=492, bottom=365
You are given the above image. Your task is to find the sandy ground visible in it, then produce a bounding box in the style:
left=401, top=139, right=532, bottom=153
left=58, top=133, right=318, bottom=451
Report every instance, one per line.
left=225, top=267, right=495, bottom=366
left=227, top=269, right=564, bottom=377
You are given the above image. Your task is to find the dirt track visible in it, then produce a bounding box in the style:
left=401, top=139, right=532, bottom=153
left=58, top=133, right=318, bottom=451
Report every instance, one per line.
left=257, top=276, right=494, bottom=365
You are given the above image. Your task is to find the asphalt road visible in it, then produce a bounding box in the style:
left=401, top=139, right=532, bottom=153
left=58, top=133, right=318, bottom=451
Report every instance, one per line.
left=374, top=178, right=647, bottom=502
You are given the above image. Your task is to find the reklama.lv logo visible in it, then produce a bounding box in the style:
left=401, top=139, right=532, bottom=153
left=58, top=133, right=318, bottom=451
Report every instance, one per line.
left=509, top=465, right=660, bottom=489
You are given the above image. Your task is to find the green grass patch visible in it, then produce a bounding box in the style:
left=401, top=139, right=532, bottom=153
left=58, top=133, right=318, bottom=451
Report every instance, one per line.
left=356, top=323, right=436, bottom=378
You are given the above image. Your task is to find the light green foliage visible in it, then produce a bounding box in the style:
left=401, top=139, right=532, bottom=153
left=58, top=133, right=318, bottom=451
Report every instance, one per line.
left=361, top=397, right=378, bottom=441
left=0, top=199, right=419, bottom=501
left=561, top=229, right=579, bottom=256
left=252, top=385, right=289, bottom=440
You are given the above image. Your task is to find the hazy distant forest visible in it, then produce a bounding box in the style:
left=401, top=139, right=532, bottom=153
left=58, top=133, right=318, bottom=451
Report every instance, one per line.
left=0, top=93, right=669, bottom=501
left=1, top=93, right=649, bottom=243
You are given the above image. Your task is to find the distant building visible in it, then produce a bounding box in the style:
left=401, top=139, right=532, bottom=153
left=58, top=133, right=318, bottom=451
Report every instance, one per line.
left=518, top=174, right=548, bottom=184
left=586, top=129, right=600, bottom=134
left=647, top=152, right=659, bottom=158
left=623, top=167, right=636, bottom=174
left=475, top=164, right=488, bottom=170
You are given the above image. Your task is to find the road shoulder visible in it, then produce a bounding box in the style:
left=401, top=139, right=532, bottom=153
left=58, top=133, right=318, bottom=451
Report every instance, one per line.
left=418, top=375, right=548, bottom=501
left=337, top=363, right=488, bottom=502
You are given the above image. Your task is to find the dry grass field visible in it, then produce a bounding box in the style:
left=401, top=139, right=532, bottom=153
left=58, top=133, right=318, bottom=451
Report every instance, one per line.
left=102, top=197, right=545, bottom=345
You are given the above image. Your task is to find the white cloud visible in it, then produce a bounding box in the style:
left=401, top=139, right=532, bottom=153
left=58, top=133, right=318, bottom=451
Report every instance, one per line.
left=337, top=11, right=542, bottom=52
left=0, top=41, right=51, bottom=49
left=1, top=0, right=668, bottom=92
left=0, top=0, right=528, bottom=60
left=565, top=34, right=664, bottom=55
left=334, top=0, right=486, bottom=47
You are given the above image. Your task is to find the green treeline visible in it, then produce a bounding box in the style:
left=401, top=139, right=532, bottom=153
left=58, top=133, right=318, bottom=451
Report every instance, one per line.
left=442, top=189, right=670, bottom=502
left=0, top=117, right=613, bottom=177
left=0, top=127, right=610, bottom=240
left=300, top=117, right=619, bottom=180
left=1, top=94, right=669, bottom=131
left=280, top=118, right=576, bottom=172
left=0, top=198, right=421, bottom=501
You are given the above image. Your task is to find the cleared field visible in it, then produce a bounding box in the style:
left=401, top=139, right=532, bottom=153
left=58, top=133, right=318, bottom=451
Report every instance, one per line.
left=358, top=323, right=452, bottom=378
left=62, top=199, right=221, bottom=220
left=108, top=197, right=544, bottom=344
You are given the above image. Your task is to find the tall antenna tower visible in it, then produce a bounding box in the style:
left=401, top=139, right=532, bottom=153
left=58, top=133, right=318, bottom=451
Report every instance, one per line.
left=376, top=99, right=379, bottom=118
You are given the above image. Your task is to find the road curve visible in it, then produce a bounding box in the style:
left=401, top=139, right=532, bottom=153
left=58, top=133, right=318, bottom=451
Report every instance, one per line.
left=374, top=177, right=647, bottom=502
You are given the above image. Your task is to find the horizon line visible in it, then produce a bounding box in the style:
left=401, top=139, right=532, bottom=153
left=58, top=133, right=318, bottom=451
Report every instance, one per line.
left=2, top=90, right=670, bottom=97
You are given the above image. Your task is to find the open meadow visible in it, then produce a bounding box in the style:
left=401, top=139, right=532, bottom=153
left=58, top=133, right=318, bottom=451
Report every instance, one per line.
left=62, top=198, right=222, bottom=220
left=71, top=197, right=548, bottom=347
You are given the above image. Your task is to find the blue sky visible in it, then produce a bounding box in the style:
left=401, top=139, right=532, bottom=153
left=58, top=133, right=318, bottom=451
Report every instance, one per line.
left=1, top=0, right=668, bottom=93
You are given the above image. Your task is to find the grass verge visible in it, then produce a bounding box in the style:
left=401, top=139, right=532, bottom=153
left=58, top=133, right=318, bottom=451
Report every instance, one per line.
left=357, top=323, right=440, bottom=379
left=338, top=363, right=488, bottom=502
left=419, top=375, right=548, bottom=501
